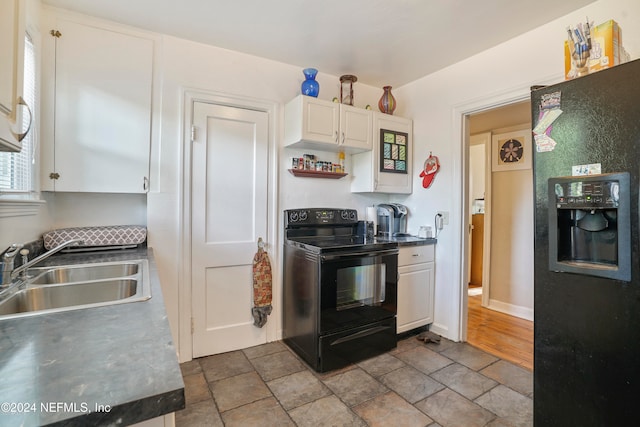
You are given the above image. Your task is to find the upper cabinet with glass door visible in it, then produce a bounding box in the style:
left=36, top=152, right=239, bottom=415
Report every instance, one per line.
left=0, top=0, right=30, bottom=152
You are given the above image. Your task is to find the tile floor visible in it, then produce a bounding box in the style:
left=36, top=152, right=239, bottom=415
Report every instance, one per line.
left=176, top=334, right=533, bottom=427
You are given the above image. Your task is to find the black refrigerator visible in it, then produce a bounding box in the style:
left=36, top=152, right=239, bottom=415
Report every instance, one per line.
left=532, top=58, right=640, bottom=426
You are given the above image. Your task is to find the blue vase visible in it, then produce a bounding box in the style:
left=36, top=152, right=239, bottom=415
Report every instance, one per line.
left=301, top=68, right=319, bottom=97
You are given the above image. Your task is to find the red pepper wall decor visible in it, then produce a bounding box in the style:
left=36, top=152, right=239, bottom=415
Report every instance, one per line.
left=419, top=152, right=440, bottom=188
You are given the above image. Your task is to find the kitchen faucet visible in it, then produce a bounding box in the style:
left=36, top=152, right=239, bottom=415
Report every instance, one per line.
left=1, top=239, right=84, bottom=288
left=1, top=244, right=24, bottom=288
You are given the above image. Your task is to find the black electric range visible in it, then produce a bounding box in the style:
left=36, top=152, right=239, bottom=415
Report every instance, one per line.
left=283, top=208, right=399, bottom=372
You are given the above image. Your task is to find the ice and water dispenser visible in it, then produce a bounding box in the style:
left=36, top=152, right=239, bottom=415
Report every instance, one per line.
left=548, top=172, right=631, bottom=281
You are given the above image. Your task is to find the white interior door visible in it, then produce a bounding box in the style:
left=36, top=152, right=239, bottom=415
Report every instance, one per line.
left=191, top=102, right=269, bottom=357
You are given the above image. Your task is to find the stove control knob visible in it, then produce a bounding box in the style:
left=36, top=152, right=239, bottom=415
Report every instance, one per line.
left=299, top=210, right=308, bottom=221
left=289, top=211, right=298, bottom=222
left=349, top=210, right=357, bottom=221
left=340, top=210, right=349, bottom=220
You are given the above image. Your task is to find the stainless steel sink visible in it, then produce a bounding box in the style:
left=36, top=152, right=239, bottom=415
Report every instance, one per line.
left=28, top=262, right=140, bottom=285
left=0, top=279, right=138, bottom=315
left=0, top=260, right=151, bottom=319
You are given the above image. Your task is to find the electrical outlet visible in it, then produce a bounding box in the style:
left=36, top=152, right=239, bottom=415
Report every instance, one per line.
left=437, top=211, right=449, bottom=226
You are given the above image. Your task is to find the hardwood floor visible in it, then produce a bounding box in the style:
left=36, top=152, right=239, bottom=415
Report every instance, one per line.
left=467, top=294, right=533, bottom=371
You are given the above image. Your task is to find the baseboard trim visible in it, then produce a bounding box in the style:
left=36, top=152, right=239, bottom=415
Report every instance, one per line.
left=429, top=322, right=452, bottom=340
left=487, top=299, right=533, bottom=321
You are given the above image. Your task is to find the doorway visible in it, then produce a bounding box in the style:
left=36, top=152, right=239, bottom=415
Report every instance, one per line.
left=465, top=100, right=534, bottom=369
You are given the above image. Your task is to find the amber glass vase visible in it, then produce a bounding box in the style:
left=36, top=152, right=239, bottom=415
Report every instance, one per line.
left=378, top=86, right=396, bottom=115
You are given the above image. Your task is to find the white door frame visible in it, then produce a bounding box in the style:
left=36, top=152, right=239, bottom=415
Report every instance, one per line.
left=178, top=89, right=279, bottom=362
left=454, top=76, right=559, bottom=342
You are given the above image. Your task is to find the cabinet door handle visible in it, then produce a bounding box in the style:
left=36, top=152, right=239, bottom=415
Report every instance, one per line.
left=11, top=97, right=33, bottom=142
left=341, top=131, right=345, bottom=145
left=412, top=253, right=421, bottom=257
left=334, top=130, right=338, bottom=143
left=143, top=177, right=149, bottom=191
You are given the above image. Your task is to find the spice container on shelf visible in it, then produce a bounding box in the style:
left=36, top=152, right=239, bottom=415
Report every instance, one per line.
left=290, top=154, right=347, bottom=175
left=303, top=154, right=313, bottom=170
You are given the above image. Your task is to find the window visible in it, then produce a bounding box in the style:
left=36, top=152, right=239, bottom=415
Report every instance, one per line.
left=0, top=32, right=36, bottom=194
left=0, top=30, right=44, bottom=218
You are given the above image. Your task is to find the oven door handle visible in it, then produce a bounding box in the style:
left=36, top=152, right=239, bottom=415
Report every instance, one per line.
left=320, top=248, right=398, bottom=261
left=330, top=325, right=392, bottom=346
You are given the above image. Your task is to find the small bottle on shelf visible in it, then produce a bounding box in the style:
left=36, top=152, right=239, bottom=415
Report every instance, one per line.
left=338, top=151, right=345, bottom=173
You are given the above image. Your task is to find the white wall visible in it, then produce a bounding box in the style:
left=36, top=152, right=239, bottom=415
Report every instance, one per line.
left=395, top=0, right=640, bottom=340
left=469, top=141, right=485, bottom=202
left=490, top=158, right=534, bottom=318
left=0, top=206, right=50, bottom=250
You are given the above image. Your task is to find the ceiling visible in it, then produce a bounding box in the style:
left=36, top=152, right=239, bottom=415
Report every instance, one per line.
left=42, top=0, right=596, bottom=88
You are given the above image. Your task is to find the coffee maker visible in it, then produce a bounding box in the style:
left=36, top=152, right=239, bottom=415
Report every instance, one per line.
left=376, top=203, right=409, bottom=238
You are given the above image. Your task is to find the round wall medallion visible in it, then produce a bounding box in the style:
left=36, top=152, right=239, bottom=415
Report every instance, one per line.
left=500, top=138, right=524, bottom=163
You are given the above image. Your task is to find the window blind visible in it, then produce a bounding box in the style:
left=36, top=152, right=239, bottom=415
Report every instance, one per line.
left=0, top=33, right=36, bottom=192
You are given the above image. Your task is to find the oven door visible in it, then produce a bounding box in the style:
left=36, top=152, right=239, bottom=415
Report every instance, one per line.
left=319, top=248, right=398, bottom=334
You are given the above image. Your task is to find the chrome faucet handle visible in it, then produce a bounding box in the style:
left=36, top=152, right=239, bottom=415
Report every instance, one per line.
left=3, top=243, right=24, bottom=261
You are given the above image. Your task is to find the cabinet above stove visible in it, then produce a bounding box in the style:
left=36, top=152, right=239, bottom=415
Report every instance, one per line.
left=284, top=95, right=373, bottom=154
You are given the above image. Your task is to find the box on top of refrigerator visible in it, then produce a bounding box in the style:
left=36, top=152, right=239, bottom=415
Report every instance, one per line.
left=564, top=19, right=627, bottom=79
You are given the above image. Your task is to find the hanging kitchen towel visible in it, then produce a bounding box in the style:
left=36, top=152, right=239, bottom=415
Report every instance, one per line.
left=251, top=240, right=272, bottom=328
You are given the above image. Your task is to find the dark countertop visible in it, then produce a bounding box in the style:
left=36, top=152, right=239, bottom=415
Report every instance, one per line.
left=375, top=236, right=437, bottom=247
left=0, top=247, right=185, bottom=427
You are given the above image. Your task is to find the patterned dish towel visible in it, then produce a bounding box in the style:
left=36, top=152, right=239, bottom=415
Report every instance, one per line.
left=251, top=244, right=272, bottom=328
left=43, top=225, right=147, bottom=250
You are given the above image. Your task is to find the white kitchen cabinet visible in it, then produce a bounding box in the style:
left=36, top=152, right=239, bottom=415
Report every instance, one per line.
left=0, top=0, right=27, bottom=152
left=284, top=95, right=372, bottom=153
left=397, top=244, right=435, bottom=334
left=41, top=15, right=154, bottom=192
left=351, top=112, right=413, bottom=194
